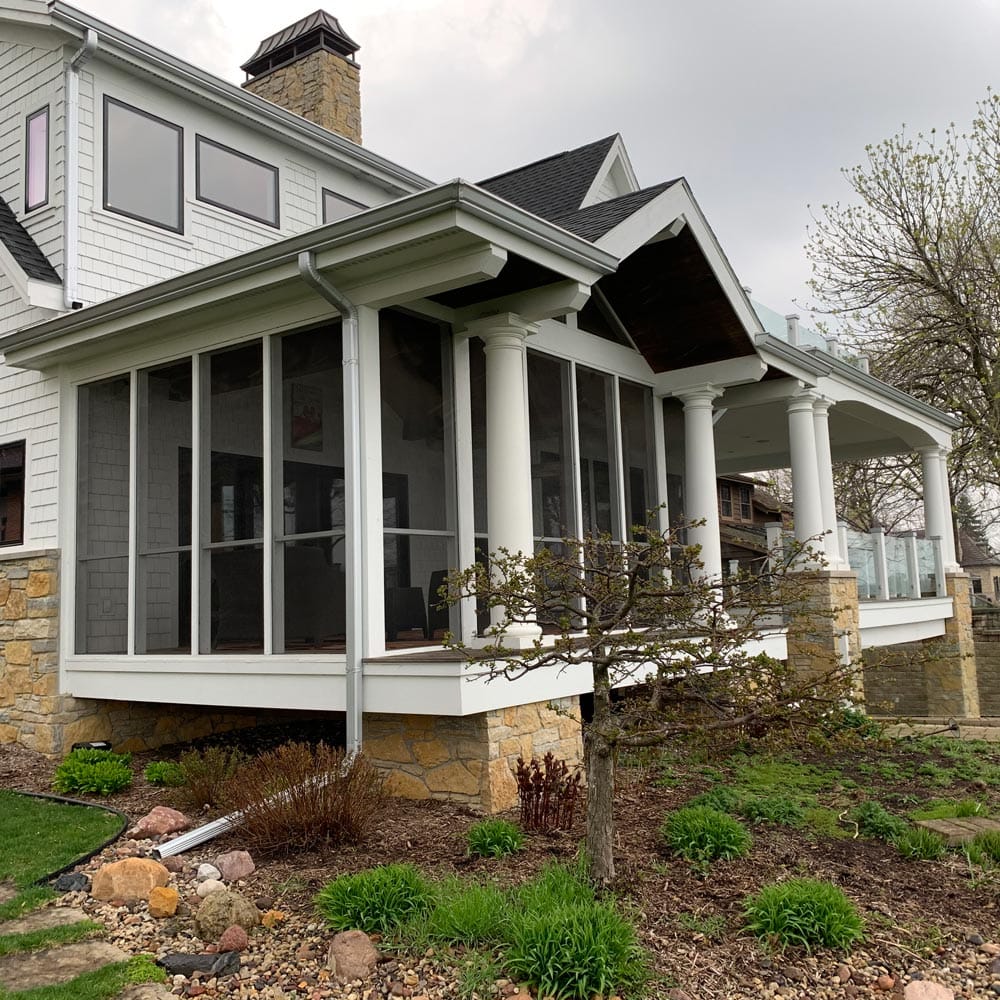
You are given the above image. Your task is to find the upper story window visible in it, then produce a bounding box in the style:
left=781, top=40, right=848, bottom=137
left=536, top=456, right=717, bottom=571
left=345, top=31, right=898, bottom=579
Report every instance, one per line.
left=322, top=189, right=365, bottom=224
left=25, top=107, right=49, bottom=212
left=0, top=441, right=25, bottom=546
left=197, top=136, right=279, bottom=227
left=104, top=97, right=184, bottom=233
left=739, top=485, right=752, bottom=520
left=719, top=483, right=733, bottom=518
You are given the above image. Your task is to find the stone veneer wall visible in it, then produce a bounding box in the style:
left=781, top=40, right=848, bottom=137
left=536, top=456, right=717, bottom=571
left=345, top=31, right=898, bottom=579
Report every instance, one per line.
left=974, top=635, right=1000, bottom=717
left=243, top=50, right=362, bottom=143
left=363, top=697, right=584, bottom=813
left=862, top=643, right=930, bottom=717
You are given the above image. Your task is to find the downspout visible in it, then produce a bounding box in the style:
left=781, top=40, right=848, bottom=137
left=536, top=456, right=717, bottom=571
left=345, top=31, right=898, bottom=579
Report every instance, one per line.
left=297, top=250, right=364, bottom=755
left=64, top=28, right=98, bottom=310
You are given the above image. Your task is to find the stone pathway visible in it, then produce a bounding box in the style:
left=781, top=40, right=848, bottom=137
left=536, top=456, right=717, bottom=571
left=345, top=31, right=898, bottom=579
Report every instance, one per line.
left=915, top=815, right=1000, bottom=845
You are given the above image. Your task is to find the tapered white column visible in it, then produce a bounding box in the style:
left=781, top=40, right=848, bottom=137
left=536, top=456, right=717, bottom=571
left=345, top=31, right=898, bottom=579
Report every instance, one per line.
left=812, top=398, right=845, bottom=568
left=678, top=386, right=722, bottom=582
left=920, top=445, right=959, bottom=571
left=464, top=313, right=540, bottom=643
left=787, top=392, right=825, bottom=564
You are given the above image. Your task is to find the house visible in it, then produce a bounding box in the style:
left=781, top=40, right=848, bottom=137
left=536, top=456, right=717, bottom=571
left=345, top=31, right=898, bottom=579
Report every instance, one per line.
left=959, top=529, right=1000, bottom=603
left=0, top=2, right=979, bottom=809
left=715, top=474, right=786, bottom=575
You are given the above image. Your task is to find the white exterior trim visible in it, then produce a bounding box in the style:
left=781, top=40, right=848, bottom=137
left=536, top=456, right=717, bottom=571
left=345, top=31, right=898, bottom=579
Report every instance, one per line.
left=858, top=596, right=953, bottom=648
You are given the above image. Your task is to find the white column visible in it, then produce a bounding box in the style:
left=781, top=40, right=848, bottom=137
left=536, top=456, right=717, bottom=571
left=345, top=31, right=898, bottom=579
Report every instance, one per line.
left=920, top=445, right=959, bottom=572
left=812, top=398, right=845, bottom=568
left=678, top=386, right=722, bottom=582
left=465, top=313, right=540, bottom=643
left=787, top=392, right=825, bottom=565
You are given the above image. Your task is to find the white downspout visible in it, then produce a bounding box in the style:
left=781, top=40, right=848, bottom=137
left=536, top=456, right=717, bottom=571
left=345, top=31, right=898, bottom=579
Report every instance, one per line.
left=297, top=251, right=364, bottom=755
left=64, top=28, right=98, bottom=310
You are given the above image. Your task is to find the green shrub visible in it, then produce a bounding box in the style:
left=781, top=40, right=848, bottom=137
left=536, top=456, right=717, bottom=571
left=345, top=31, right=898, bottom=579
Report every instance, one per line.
left=505, top=900, right=647, bottom=999
left=52, top=748, right=132, bottom=796
left=744, top=878, right=864, bottom=951
left=850, top=801, right=908, bottom=842
left=686, top=786, right=743, bottom=814
left=143, top=761, right=185, bottom=787
left=315, top=864, right=433, bottom=935
left=425, top=879, right=510, bottom=944
left=178, top=746, right=245, bottom=808
left=514, top=860, right=594, bottom=914
left=739, top=794, right=805, bottom=827
left=662, top=806, right=751, bottom=868
left=895, top=827, right=946, bottom=861
left=822, top=707, right=884, bottom=741
left=965, top=830, right=1000, bottom=868
left=466, top=818, right=523, bottom=859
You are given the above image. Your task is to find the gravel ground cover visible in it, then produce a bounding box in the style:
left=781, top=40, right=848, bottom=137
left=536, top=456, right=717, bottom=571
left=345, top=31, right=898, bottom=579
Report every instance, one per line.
left=2, top=726, right=999, bottom=999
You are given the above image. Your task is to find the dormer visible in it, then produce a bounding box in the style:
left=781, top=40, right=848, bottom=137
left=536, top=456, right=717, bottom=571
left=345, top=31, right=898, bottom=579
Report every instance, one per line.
left=579, top=134, right=640, bottom=207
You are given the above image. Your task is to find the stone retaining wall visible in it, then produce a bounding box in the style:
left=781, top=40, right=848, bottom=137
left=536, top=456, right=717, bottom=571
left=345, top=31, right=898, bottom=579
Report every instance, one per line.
left=974, top=634, right=1000, bottom=717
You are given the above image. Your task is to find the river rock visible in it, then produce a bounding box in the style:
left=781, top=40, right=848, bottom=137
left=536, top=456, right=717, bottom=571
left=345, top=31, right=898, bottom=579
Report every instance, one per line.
left=196, top=879, right=226, bottom=899
left=196, top=864, right=221, bottom=881
left=904, top=983, right=955, bottom=1000
left=327, top=929, right=379, bottom=984
left=217, top=925, right=249, bottom=952
left=214, top=850, right=255, bottom=881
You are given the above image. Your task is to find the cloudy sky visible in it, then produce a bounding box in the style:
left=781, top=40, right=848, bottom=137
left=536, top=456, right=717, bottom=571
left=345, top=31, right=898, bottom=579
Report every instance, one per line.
left=80, top=0, right=1000, bottom=318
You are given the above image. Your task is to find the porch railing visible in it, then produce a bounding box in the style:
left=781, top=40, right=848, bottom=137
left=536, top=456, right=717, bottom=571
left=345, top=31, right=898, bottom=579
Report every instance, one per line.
left=843, top=526, right=944, bottom=601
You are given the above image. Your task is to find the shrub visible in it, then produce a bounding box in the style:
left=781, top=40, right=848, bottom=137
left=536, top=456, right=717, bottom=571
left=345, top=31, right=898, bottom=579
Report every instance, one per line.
left=744, top=878, right=864, bottom=951
left=467, top=819, right=523, bottom=859
left=966, top=830, right=1000, bottom=867
left=739, top=794, right=805, bottom=827
left=850, top=801, right=908, bottom=842
left=425, top=879, right=510, bottom=944
left=514, top=860, right=595, bottom=914
left=686, top=786, right=743, bottom=814
left=178, top=745, right=245, bottom=808
left=515, top=754, right=582, bottom=833
left=662, top=806, right=751, bottom=868
left=226, top=743, right=387, bottom=855
left=144, top=761, right=185, bottom=787
left=315, top=864, right=433, bottom=935
left=895, top=827, right=946, bottom=861
left=505, top=900, right=647, bottom=999
left=52, top=748, right=132, bottom=796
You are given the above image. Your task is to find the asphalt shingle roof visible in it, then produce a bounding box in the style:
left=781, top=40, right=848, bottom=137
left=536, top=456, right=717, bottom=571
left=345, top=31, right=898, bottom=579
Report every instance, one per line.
left=0, top=196, right=61, bottom=285
left=549, top=181, right=678, bottom=241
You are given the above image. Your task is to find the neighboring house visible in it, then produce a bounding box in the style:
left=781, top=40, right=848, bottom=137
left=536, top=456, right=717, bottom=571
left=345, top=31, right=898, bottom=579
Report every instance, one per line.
left=716, top=474, right=785, bottom=575
left=0, top=3, right=977, bottom=808
left=959, top=529, right=1000, bottom=602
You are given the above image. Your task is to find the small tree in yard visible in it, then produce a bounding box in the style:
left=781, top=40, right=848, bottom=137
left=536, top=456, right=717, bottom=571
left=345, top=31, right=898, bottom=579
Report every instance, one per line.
left=445, top=521, right=856, bottom=886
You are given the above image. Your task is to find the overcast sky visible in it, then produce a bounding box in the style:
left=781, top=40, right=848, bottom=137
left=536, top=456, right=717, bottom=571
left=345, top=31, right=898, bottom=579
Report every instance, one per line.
left=80, top=0, right=1000, bottom=319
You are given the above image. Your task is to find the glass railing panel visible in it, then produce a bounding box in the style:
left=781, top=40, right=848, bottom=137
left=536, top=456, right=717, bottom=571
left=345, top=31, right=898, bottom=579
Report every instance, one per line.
left=846, top=529, right=878, bottom=600
left=915, top=538, right=939, bottom=597
left=884, top=534, right=911, bottom=599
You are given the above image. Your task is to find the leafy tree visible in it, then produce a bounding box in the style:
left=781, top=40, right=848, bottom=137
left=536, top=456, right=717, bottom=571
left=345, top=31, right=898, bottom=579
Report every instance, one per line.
left=445, top=523, right=854, bottom=886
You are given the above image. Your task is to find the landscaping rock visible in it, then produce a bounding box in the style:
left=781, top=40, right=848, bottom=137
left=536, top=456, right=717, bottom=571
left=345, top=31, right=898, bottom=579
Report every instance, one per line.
left=214, top=850, right=255, bottom=881
left=193, top=889, right=259, bottom=941
left=218, top=924, right=249, bottom=952
left=904, top=983, right=955, bottom=999
left=148, top=885, right=179, bottom=918
left=196, top=863, right=221, bottom=881
left=196, top=879, right=226, bottom=899
left=117, top=985, right=175, bottom=1000
left=91, top=857, right=169, bottom=902
left=160, top=856, right=185, bottom=873
left=130, top=806, right=191, bottom=839
left=327, top=929, right=379, bottom=984
left=158, top=951, right=241, bottom=978
left=254, top=895, right=274, bottom=910
left=260, top=908, right=286, bottom=928
left=53, top=872, right=89, bottom=893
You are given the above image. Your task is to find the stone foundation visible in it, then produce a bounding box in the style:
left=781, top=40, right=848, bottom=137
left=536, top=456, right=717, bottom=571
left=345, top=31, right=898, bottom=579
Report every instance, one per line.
left=363, top=697, right=584, bottom=813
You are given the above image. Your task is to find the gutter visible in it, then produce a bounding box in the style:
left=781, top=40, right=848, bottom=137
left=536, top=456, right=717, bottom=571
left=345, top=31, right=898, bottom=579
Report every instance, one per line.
left=297, top=251, right=364, bottom=756
left=63, top=26, right=97, bottom=310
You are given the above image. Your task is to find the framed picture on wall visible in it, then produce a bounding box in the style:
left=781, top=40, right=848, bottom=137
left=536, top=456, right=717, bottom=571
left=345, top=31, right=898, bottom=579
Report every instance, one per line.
left=291, top=383, right=322, bottom=450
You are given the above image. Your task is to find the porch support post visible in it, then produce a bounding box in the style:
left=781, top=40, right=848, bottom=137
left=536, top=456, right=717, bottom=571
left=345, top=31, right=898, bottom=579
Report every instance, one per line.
left=678, top=385, right=722, bottom=582
left=463, top=313, right=541, bottom=645
left=812, top=398, right=845, bottom=568
left=920, top=445, right=959, bottom=572
left=787, top=392, right=825, bottom=565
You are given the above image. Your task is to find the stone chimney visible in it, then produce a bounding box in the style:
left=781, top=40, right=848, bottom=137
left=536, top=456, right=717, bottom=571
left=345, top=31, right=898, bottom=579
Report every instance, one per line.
left=241, top=11, right=361, bottom=144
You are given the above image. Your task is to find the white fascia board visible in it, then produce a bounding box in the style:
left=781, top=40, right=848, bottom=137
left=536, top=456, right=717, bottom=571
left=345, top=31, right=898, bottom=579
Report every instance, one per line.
left=580, top=134, right=640, bottom=208
left=654, top=355, right=767, bottom=396
left=48, top=2, right=429, bottom=196
left=595, top=180, right=765, bottom=347
left=0, top=238, right=64, bottom=313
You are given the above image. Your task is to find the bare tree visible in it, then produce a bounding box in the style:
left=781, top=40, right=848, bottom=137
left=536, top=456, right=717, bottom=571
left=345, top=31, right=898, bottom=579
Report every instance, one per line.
left=445, top=524, right=855, bottom=886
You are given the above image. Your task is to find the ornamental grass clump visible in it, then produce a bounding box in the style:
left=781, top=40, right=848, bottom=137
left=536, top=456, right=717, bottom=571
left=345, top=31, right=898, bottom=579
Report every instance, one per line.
left=895, top=826, right=946, bottom=861
left=744, top=878, right=864, bottom=952
left=662, top=805, right=751, bottom=869
left=52, top=748, right=132, bottom=796
left=965, top=830, right=1000, bottom=868
left=425, top=879, right=510, bottom=945
left=850, top=801, right=908, bottom=843
left=143, top=761, right=185, bottom=787
left=178, top=745, right=245, bottom=808
left=315, top=864, right=434, bottom=936
left=466, top=818, right=523, bottom=859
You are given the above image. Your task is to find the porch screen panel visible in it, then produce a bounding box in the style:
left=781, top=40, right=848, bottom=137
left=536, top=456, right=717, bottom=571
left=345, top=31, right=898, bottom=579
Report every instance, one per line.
left=662, top=397, right=686, bottom=531
left=207, top=342, right=263, bottom=651
left=76, top=377, right=131, bottom=654
left=528, top=350, right=575, bottom=547
left=277, top=325, right=346, bottom=652
left=576, top=366, right=621, bottom=540
left=380, top=310, right=457, bottom=645
left=619, top=380, right=656, bottom=537
left=137, top=360, right=192, bottom=654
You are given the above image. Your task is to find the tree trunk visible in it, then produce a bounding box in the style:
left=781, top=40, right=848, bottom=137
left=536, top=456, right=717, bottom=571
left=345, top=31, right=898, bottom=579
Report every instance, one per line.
left=586, top=662, right=616, bottom=886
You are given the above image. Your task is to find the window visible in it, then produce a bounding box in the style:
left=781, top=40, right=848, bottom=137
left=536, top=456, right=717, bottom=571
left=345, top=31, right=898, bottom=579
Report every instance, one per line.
left=104, top=97, right=183, bottom=232
left=322, top=188, right=366, bottom=224
left=739, top=486, right=752, bottom=520
left=197, top=136, right=279, bottom=227
left=719, top=483, right=733, bottom=518
left=25, top=107, right=48, bottom=212
left=0, top=442, right=25, bottom=546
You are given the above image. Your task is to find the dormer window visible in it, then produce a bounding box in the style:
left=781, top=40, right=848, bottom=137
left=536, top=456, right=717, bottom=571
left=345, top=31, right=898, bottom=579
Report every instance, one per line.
left=322, top=189, right=365, bottom=224
left=25, top=107, right=48, bottom=212
left=104, top=97, right=184, bottom=233
left=196, top=137, right=279, bottom=228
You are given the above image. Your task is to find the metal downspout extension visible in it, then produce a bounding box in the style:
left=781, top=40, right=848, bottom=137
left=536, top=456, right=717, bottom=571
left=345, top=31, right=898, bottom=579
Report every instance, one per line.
left=298, top=251, right=364, bottom=756
left=64, top=28, right=98, bottom=310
